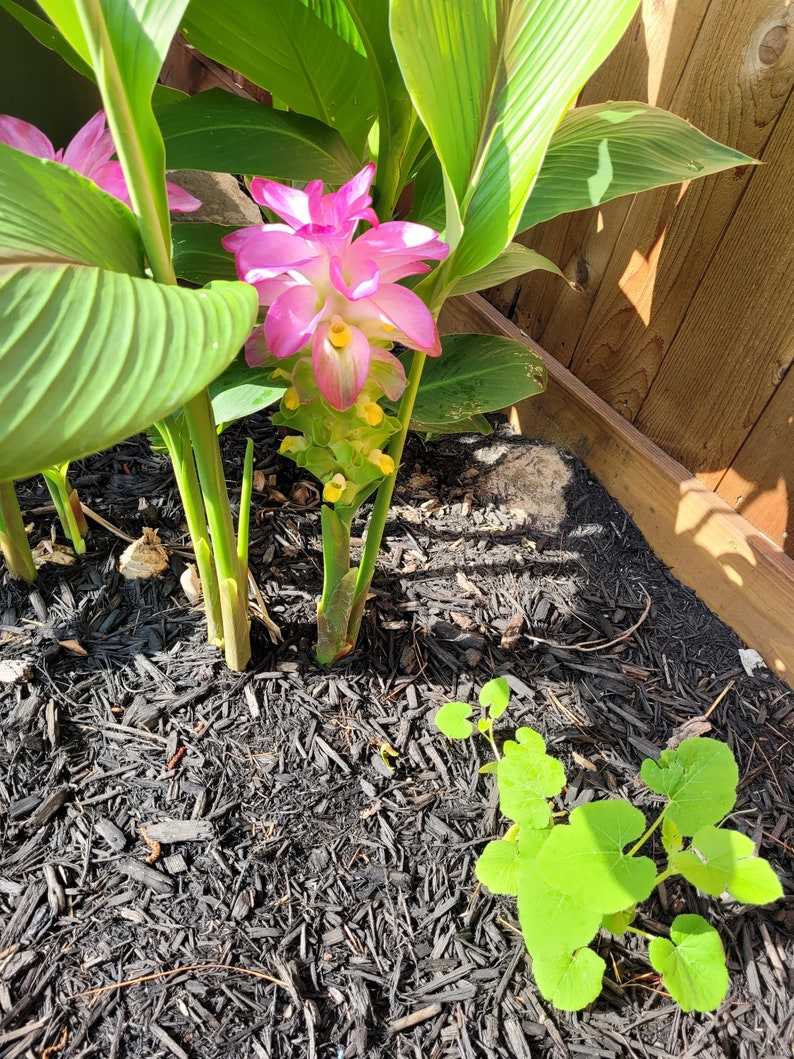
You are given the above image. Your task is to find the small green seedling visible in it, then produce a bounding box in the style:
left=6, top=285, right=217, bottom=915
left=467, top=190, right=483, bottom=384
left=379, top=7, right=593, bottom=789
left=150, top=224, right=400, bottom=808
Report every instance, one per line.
left=434, top=683, right=783, bottom=1013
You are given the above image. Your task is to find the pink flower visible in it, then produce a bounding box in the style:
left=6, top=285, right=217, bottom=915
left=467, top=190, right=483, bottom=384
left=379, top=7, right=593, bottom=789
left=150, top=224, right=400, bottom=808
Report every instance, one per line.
left=223, top=164, right=448, bottom=411
left=0, top=110, right=201, bottom=212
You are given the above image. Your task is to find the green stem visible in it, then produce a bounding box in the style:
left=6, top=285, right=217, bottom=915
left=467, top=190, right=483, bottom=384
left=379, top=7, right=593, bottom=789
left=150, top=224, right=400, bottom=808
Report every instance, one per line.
left=628, top=810, right=666, bottom=858
left=182, top=390, right=250, bottom=670
left=42, top=465, right=86, bottom=555
left=154, top=416, right=222, bottom=646
left=346, top=269, right=451, bottom=649
left=0, top=481, right=37, bottom=582
left=316, top=504, right=361, bottom=664
left=73, top=0, right=174, bottom=283
left=347, top=348, right=426, bottom=644
left=74, top=0, right=250, bottom=668
left=654, top=867, right=676, bottom=887
left=237, top=439, right=254, bottom=570
left=626, top=925, right=656, bottom=942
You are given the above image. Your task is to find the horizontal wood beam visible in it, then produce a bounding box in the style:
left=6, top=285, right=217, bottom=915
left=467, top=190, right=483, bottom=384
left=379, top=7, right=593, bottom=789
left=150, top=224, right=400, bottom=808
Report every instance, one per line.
left=440, top=294, right=794, bottom=686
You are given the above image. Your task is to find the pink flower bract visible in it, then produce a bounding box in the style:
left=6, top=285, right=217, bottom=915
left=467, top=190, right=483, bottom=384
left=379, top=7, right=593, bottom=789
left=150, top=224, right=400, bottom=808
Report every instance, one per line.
left=0, top=110, right=201, bottom=213
left=223, top=164, right=449, bottom=411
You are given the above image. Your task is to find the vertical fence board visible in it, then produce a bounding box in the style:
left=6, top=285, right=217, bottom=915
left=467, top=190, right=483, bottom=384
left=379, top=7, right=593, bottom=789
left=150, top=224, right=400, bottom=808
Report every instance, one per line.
left=567, top=0, right=792, bottom=416
left=487, top=0, right=794, bottom=550
left=634, top=101, right=794, bottom=479
left=487, top=0, right=712, bottom=364
left=716, top=369, right=794, bottom=557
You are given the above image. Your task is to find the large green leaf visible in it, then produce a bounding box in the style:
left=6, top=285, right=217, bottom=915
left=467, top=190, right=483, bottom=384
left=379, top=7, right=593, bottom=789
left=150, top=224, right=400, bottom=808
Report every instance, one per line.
left=533, top=800, right=657, bottom=914
left=172, top=222, right=240, bottom=285
left=157, top=90, right=360, bottom=185
left=182, top=0, right=376, bottom=156
left=519, top=102, right=758, bottom=233
left=0, top=142, right=144, bottom=275
left=0, top=0, right=185, bottom=106
left=340, top=0, right=417, bottom=208
left=672, top=827, right=784, bottom=905
left=648, top=914, right=729, bottom=1013
left=451, top=243, right=567, bottom=296
left=0, top=0, right=94, bottom=79
left=641, top=738, right=738, bottom=836
left=38, top=0, right=190, bottom=258
left=518, top=867, right=602, bottom=957
left=0, top=264, right=257, bottom=481
left=409, top=150, right=445, bottom=230
left=410, top=333, right=545, bottom=426
left=390, top=0, right=640, bottom=277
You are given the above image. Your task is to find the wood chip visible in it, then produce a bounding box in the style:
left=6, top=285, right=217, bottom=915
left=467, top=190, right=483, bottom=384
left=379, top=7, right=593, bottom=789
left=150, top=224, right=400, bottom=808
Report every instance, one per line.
left=389, top=1004, right=442, bottom=1033
left=143, top=819, right=215, bottom=844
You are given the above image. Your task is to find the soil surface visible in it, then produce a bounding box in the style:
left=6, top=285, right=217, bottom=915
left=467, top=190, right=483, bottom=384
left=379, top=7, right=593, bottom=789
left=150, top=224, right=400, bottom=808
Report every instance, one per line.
left=1, top=416, right=792, bottom=1059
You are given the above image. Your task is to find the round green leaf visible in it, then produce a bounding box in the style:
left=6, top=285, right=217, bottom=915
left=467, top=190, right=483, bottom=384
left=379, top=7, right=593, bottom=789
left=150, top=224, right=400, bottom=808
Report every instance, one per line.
left=410, top=334, right=546, bottom=427
left=476, top=825, right=550, bottom=896
left=518, top=868, right=602, bottom=957
left=648, top=914, right=729, bottom=1013
left=476, top=837, right=522, bottom=895
left=497, top=733, right=565, bottom=829
left=532, top=948, right=606, bottom=1012
left=533, top=801, right=657, bottom=914
left=673, top=826, right=784, bottom=905
left=434, top=701, right=474, bottom=739
left=479, top=676, right=510, bottom=718
left=0, top=265, right=257, bottom=482
left=641, top=738, right=738, bottom=835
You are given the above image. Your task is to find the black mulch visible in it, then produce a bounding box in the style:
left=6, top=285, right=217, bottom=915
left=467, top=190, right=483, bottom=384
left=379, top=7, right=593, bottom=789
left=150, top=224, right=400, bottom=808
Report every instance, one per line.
left=1, top=416, right=792, bottom=1059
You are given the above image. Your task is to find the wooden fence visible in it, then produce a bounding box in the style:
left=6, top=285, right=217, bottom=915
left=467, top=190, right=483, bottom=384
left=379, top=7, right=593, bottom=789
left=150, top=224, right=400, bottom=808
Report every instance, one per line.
left=486, top=0, right=794, bottom=558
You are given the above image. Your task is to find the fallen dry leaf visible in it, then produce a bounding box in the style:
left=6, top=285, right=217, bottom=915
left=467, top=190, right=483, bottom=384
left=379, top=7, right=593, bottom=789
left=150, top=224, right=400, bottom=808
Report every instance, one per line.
left=118, top=528, right=169, bottom=579
left=31, top=540, right=76, bottom=568
left=58, top=639, right=88, bottom=657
